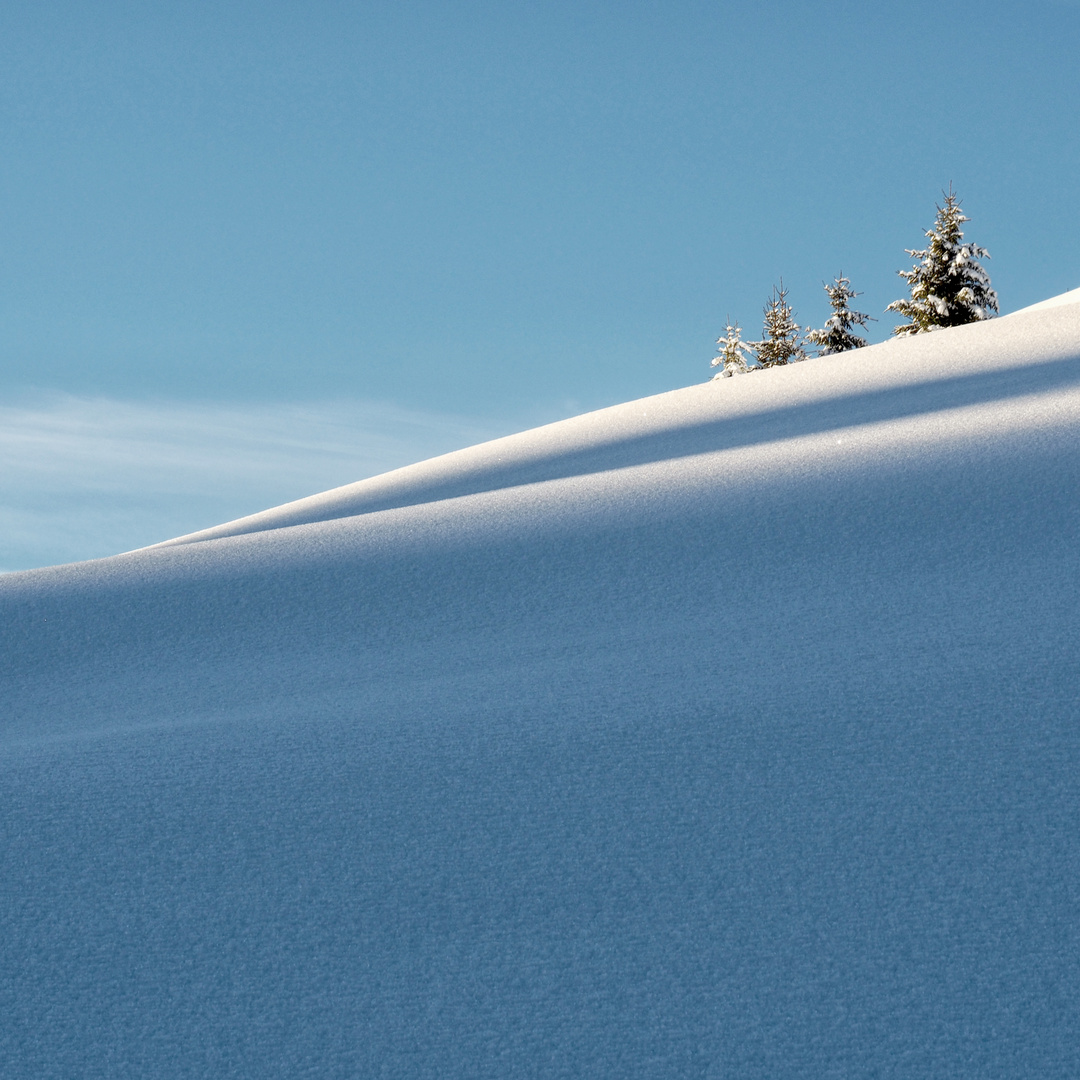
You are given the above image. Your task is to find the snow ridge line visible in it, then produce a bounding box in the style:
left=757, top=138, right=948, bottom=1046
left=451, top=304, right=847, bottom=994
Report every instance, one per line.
left=146, top=352, right=1080, bottom=549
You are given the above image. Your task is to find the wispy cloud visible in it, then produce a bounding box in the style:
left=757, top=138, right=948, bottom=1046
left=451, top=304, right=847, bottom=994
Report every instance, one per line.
left=0, top=395, right=509, bottom=572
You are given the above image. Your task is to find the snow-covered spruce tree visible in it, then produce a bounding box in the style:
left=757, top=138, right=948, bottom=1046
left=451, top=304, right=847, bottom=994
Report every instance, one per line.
left=886, top=189, right=999, bottom=336
left=710, top=318, right=753, bottom=378
left=752, top=282, right=807, bottom=367
left=804, top=276, right=874, bottom=355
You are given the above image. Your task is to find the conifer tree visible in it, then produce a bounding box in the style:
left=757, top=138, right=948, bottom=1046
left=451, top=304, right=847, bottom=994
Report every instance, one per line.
left=710, top=319, right=753, bottom=379
left=805, top=276, right=874, bottom=355
left=752, top=282, right=806, bottom=367
left=887, top=188, right=998, bottom=336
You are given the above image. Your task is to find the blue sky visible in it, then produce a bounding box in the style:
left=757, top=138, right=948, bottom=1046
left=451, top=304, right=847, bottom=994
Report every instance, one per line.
left=2, top=0, right=1079, bottom=568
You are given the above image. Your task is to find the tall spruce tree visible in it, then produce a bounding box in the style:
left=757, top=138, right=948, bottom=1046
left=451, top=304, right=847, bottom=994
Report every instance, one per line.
left=805, top=276, right=874, bottom=355
left=752, top=282, right=807, bottom=367
left=710, top=319, right=753, bottom=378
left=887, top=188, right=998, bottom=336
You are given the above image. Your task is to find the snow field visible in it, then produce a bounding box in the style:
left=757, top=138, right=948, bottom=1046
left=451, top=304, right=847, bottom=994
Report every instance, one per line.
left=2, top=296, right=1080, bottom=1077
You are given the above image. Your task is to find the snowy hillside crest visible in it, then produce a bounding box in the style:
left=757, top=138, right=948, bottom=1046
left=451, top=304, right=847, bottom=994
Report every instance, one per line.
left=3, top=291, right=1080, bottom=1080
left=711, top=188, right=999, bottom=379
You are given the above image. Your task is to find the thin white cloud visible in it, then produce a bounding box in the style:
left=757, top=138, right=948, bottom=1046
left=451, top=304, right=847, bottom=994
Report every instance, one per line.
left=0, top=395, right=509, bottom=572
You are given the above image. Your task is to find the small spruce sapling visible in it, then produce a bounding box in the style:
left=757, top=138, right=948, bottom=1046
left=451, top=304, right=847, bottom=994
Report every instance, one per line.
left=887, top=188, right=998, bottom=335
left=710, top=319, right=753, bottom=379
left=752, top=282, right=807, bottom=367
left=804, top=276, right=874, bottom=355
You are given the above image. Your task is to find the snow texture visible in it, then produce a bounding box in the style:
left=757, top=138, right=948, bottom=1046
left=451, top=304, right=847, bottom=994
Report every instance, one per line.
left=4, top=294, right=1080, bottom=1077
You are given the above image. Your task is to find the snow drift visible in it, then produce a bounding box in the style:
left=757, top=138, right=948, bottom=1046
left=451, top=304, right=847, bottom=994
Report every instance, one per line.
left=3, top=298, right=1080, bottom=1078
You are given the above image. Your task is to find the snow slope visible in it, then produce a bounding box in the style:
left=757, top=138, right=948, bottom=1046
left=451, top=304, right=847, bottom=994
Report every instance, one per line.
left=3, top=296, right=1080, bottom=1077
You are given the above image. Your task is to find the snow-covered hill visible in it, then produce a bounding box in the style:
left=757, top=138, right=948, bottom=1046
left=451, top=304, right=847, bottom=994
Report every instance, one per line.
left=4, top=298, right=1080, bottom=1077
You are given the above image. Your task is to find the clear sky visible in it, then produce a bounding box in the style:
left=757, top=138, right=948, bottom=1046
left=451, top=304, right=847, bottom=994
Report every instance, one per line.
left=2, top=0, right=1079, bottom=568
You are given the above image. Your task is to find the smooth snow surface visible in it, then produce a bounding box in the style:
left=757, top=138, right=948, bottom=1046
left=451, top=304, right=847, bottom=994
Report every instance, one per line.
left=1010, top=285, right=1080, bottom=314
left=4, top=300, right=1080, bottom=1077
